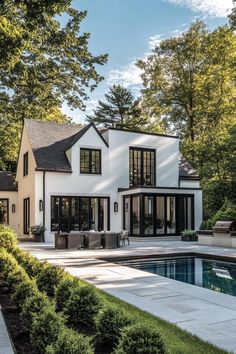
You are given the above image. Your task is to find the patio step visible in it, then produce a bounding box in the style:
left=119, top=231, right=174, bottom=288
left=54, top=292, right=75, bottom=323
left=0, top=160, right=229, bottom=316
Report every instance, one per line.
left=130, top=236, right=181, bottom=242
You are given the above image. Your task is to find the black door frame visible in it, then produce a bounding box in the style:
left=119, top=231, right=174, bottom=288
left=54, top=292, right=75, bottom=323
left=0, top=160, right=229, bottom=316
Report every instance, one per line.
left=23, top=197, right=30, bottom=234
left=0, top=198, right=9, bottom=225
left=123, top=193, right=194, bottom=237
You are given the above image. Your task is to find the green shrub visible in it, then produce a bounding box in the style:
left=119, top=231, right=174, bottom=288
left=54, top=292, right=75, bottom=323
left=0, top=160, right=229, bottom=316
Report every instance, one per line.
left=210, top=200, right=236, bottom=227
left=36, top=263, right=65, bottom=297
left=31, top=307, right=64, bottom=354
left=11, top=278, right=38, bottom=308
left=21, top=291, right=51, bottom=330
left=6, top=267, right=29, bottom=291
left=64, top=285, right=101, bottom=327
left=114, top=323, right=165, bottom=354
left=96, top=306, right=133, bottom=346
left=0, top=229, right=17, bottom=250
left=0, top=249, right=19, bottom=277
left=199, top=220, right=208, bottom=230
left=12, top=247, right=42, bottom=277
left=181, top=229, right=197, bottom=236
left=55, top=276, right=80, bottom=312
left=45, top=328, right=94, bottom=354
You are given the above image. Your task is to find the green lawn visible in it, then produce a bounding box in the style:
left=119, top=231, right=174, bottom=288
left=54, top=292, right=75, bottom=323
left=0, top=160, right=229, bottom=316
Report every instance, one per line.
left=92, top=285, right=227, bottom=354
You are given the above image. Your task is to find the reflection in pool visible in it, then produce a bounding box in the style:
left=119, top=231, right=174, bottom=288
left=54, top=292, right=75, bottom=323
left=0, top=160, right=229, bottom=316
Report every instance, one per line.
left=119, top=257, right=236, bottom=297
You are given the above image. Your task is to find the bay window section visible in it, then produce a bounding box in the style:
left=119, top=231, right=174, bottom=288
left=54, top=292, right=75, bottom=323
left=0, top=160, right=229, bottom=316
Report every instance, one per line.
left=144, top=196, right=154, bottom=235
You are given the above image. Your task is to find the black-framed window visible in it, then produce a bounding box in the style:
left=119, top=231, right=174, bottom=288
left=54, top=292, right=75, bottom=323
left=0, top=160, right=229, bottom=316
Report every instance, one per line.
left=0, top=199, right=9, bottom=225
left=51, top=196, right=110, bottom=232
left=23, top=152, right=29, bottom=176
left=123, top=194, right=194, bottom=237
left=80, top=148, right=101, bottom=174
left=23, top=197, right=30, bottom=234
left=129, top=147, right=155, bottom=187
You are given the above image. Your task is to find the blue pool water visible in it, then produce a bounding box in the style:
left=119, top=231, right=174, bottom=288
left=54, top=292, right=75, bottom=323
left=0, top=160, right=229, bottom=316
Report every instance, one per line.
left=119, top=256, right=236, bottom=297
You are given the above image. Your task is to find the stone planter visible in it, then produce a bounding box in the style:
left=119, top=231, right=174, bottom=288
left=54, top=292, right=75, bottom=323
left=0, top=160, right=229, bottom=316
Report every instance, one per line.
left=33, top=233, right=44, bottom=242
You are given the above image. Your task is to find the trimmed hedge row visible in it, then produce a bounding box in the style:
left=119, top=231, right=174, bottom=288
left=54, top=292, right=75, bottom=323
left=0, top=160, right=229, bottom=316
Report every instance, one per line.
left=0, top=227, right=166, bottom=354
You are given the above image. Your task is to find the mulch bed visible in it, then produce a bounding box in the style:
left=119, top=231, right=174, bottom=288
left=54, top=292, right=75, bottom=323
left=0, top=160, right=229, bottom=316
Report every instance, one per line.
left=0, top=278, right=112, bottom=354
left=0, top=278, right=35, bottom=354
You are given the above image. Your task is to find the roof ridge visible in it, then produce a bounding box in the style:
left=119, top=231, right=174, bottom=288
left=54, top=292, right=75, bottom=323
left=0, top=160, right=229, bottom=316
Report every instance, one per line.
left=24, top=118, right=86, bottom=129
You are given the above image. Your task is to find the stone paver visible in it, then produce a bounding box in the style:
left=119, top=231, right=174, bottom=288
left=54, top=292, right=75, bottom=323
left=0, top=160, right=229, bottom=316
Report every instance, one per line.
left=0, top=307, right=14, bottom=354
left=20, top=240, right=236, bottom=353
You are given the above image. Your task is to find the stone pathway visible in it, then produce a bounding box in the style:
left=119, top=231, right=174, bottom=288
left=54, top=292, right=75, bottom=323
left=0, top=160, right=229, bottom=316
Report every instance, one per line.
left=0, top=307, right=14, bottom=354
left=20, top=240, right=236, bottom=353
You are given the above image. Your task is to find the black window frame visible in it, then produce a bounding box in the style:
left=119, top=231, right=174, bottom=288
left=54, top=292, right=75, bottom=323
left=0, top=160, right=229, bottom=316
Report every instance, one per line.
left=129, top=147, right=156, bottom=187
left=23, top=152, right=29, bottom=176
left=80, top=148, right=101, bottom=175
left=0, top=198, right=9, bottom=225
left=50, top=196, right=110, bottom=233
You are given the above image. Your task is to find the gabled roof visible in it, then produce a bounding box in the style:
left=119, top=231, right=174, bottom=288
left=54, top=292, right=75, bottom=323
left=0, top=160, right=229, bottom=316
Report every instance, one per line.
left=24, top=119, right=108, bottom=172
left=179, top=153, right=199, bottom=179
left=0, top=172, right=17, bottom=191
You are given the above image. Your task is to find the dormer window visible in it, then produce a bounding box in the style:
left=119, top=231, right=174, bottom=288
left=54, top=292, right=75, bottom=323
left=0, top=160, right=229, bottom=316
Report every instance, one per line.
left=129, top=147, right=155, bottom=187
left=80, top=148, right=101, bottom=174
left=23, top=152, right=29, bottom=176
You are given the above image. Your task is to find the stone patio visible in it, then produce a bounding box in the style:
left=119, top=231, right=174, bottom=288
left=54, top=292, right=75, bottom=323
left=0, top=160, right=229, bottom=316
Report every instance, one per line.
left=20, top=240, right=236, bottom=353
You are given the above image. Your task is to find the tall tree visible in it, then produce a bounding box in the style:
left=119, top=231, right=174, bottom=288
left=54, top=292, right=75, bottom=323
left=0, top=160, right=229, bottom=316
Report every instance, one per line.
left=137, top=21, right=236, bottom=169
left=229, top=0, right=236, bottom=28
left=86, top=84, right=150, bottom=130
left=0, top=0, right=108, bottom=170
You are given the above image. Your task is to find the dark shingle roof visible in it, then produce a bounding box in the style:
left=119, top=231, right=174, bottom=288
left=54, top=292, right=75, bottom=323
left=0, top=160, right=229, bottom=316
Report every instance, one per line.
left=179, top=153, right=199, bottom=179
left=0, top=172, right=17, bottom=191
left=25, top=119, right=87, bottom=172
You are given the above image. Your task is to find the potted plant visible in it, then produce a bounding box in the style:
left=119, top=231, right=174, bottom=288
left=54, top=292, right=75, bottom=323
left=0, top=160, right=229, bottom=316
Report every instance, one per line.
left=181, top=229, right=197, bottom=241
left=29, top=225, right=46, bottom=242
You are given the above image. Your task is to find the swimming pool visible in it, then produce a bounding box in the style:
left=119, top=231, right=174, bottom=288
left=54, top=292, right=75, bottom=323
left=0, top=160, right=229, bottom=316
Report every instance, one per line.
left=118, top=256, right=236, bottom=297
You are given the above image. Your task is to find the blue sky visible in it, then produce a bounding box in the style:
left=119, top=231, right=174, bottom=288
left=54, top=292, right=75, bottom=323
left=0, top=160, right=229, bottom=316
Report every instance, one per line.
left=62, top=0, right=234, bottom=123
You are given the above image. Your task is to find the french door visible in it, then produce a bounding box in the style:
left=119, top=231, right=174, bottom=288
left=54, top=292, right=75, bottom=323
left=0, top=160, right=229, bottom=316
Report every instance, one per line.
left=23, top=197, right=30, bottom=234
left=0, top=199, right=8, bottom=225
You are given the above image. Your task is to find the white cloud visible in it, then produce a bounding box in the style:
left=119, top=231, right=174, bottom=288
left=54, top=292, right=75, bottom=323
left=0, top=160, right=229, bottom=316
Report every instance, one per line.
left=107, top=26, right=188, bottom=90
left=164, top=0, right=233, bottom=18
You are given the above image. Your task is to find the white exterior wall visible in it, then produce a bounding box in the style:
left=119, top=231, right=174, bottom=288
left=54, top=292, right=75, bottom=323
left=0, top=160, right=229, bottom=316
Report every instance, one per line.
left=9, top=124, right=202, bottom=241
left=0, top=191, right=18, bottom=231
left=16, top=126, right=37, bottom=235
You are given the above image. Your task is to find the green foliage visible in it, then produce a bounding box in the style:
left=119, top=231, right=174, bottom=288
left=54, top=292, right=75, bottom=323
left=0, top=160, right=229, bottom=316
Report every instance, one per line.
left=114, top=323, right=165, bottom=354
left=21, top=291, right=51, bottom=331
left=45, top=328, right=94, bottom=354
left=6, top=267, right=29, bottom=291
left=0, top=229, right=17, bottom=250
left=0, top=0, right=107, bottom=170
left=55, top=276, right=80, bottom=312
left=64, top=285, right=101, bottom=327
left=182, top=229, right=197, bottom=237
left=0, top=248, right=19, bottom=276
left=87, top=84, right=150, bottom=130
left=96, top=305, right=133, bottom=346
left=210, top=200, right=236, bottom=227
left=229, top=0, right=236, bottom=28
left=11, top=247, right=42, bottom=277
left=11, top=278, right=38, bottom=308
left=31, top=307, right=64, bottom=354
left=36, top=263, right=65, bottom=297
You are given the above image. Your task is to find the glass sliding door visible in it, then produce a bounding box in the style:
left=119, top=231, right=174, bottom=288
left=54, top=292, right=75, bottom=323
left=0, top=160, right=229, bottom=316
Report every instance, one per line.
left=156, top=196, right=165, bottom=235
left=144, top=196, right=154, bottom=235
left=0, top=199, right=8, bottom=225
left=51, top=196, right=109, bottom=233
left=80, top=198, right=90, bottom=231
left=60, top=197, right=69, bottom=232
left=71, top=198, right=79, bottom=231
left=177, top=196, right=194, bottom=233
left=166, top=196, right=176, bottom=234
left=132, top=196, right=140, bottom=235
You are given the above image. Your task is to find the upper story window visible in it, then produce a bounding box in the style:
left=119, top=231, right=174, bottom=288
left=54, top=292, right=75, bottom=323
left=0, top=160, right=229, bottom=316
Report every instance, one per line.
left=129, top=147, right=155, bottom=187
left=23, top=152, right=29, bottom=176
left=80, top=148, right=101, bottom=174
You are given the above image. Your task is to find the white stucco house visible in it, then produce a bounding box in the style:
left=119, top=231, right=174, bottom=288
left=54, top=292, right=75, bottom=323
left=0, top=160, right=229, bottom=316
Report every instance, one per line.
left=0, top=119, right=202, bottom=242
